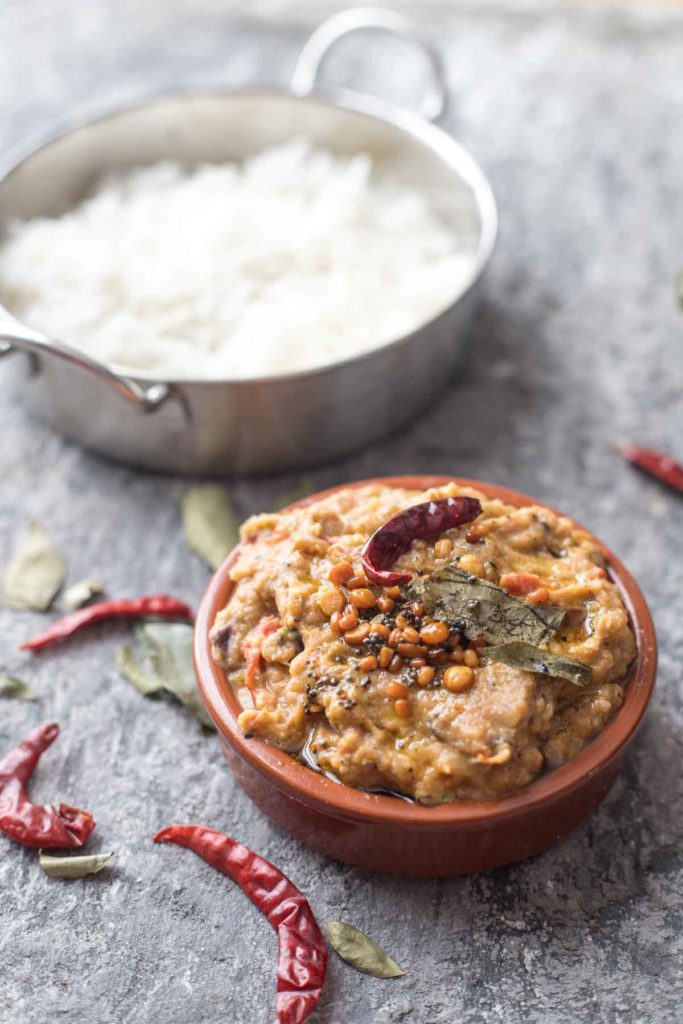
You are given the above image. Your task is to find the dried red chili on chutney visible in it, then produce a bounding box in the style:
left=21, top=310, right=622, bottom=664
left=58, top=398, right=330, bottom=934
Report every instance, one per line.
left=361, top=495, right=482, bottom=586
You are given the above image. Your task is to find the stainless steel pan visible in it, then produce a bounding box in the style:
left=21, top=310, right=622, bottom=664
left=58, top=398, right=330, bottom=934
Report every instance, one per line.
left=0, top=7, right=497, bottom=475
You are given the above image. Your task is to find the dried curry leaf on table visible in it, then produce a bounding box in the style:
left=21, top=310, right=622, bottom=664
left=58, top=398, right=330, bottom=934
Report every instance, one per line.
left=39, top=849, right=115, bottom=879
left=116, top=644, right=161, bottom=696
left=138, top=622, right=212, bottom=728
left=2, top=519, right=66, bottom=611
left=272, top=478, right=315, bottom=511
left=481, top=641, right=592, bottom=686
left=0, top=675, right=36, bottom=701
left=117, top=622, right=215, bottom=731
left=408, top=566, right=565, bottom=647
left=328, top=921, right=404, bottom=979
left=181, top=485, right=239, bottom=570
left=60, top=579, right=104, bottom=611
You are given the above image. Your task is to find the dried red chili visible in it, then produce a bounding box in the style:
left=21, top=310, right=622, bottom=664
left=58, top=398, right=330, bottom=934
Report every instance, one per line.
left=361, top=495, right=482, bottom=587
left=20, top=595, right=193, bottom=651
left=154, top=825, right=327, bottom=1024
left=0, top=723, right=95, bottom=848
left=621, top=444, right=683, bottom=494
left=242, top=615, right=281, bottom=693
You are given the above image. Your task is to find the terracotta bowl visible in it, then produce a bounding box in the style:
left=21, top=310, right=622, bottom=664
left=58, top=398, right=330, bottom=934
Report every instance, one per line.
left=194, top=476, right=657, bottom=876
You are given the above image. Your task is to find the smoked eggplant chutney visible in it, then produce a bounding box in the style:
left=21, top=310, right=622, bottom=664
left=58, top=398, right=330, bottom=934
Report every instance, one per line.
left=211, top=483, right=635, bottom=805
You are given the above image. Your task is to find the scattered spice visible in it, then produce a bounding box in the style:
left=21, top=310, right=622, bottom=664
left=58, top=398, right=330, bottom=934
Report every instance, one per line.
left=154, top=825, right=327, bottom=1024
left=20, top=595, right=193, bottom=651
left=361, top=496, right=482, bottom=586
left=117, top=622, right=214, bottom=731
left=0, top=723, right=95, bottom=848
left=0, top=674, right=36, bottom=701
left=620, top=444, right=683, bottom=495
left=2, top=519, right=66, bottom=610
left=409, top=566, right=565, bottom=647
left=181, top=485, right=239, bottom=569
left=327, top=921, right=404, bottom=979
left=481, top=641, right=591, bottom=686
left=39, top=849, right=115, bottom=879
left=60, top=579, right=104, bottom=611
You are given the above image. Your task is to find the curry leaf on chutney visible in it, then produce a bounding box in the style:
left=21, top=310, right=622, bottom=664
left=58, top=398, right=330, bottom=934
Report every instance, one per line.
left=481, top=641, right=592, bottom=686
left=408, top=565, right=565, bottom=647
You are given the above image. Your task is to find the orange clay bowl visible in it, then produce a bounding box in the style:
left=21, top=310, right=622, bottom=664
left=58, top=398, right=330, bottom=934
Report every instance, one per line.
left=194, top=477, right=657, bottom=876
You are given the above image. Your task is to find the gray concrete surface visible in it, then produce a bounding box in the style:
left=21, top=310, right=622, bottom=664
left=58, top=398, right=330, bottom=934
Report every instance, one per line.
left=0, top=2, right=681, bottom=1022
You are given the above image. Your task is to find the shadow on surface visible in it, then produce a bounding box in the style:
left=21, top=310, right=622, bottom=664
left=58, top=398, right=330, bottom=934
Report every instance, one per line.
left=340, top=293, right=560, bottom=483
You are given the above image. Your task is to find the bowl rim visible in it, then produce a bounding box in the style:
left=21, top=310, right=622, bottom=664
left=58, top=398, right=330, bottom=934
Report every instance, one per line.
left=194, top=476, right=657, bottom=828
left=0, top=86, right=497, bottom=388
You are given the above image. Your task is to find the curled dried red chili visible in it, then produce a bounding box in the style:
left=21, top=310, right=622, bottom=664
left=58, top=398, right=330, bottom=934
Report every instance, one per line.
left=0, top=723, right=95, bottom=848
left=154, top=825, right=327, bottom=1024
left=621, top=444, right=683, bottom=494
left=361, top=495, right=483, bottom=586
left=20, top=595, right=193, bottom=651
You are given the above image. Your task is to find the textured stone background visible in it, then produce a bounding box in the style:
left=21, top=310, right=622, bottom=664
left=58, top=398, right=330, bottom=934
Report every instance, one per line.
left=0, top=2, right=681, bottom=1022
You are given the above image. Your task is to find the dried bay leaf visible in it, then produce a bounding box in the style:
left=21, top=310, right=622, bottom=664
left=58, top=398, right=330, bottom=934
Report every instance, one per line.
left=39, top=849, right=115, bottom=879
left=117, top=622, right=214, bottom=731
left=60, top=579, right=104, bottom=611
left=409, top=566, right=565, bottom=647
left=116, top=644, right=161, bottom=696
left=272, top=478, right=315, bottom=511
left=481, top=641, right=592, bottom=686
left=328, top=921, right=404, bottom=979
left=137, top=622, right=209, bottom=724
left=0, top=675, right=36, bottom=701
left=2, top=520, right=66, bottom=610
left=181, top=486, right=239, bottom=570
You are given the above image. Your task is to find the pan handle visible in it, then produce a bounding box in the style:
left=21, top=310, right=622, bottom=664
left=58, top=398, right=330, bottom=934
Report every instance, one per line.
left=291, top=6, right=447, bottom=123
left=0, top=324, right=171, bottom=411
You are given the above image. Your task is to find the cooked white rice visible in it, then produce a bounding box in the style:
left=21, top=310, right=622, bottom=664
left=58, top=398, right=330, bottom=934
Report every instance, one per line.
left=0, top=141, right=473, bottom=379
